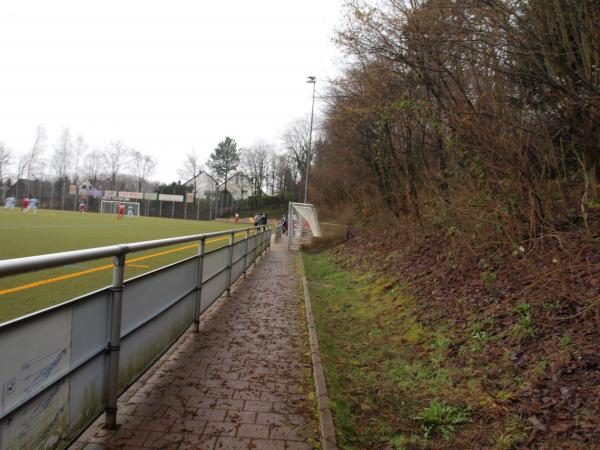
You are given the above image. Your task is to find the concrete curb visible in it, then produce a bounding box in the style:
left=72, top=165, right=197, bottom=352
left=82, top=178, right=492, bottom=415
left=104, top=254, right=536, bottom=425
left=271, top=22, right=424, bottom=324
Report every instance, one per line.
left=298, top=255, right=338, bottom=450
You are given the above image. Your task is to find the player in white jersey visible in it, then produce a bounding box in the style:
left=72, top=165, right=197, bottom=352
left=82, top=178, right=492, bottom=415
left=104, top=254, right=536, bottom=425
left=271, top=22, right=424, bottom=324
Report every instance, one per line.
left=3, top=197, right=15, bottom=209
left=28, top=197, right=39, bottom=214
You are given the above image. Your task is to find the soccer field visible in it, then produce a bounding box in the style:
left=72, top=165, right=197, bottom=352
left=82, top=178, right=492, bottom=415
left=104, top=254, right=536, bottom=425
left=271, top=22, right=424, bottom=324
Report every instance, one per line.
left=0, top=209, right=245, bottom=324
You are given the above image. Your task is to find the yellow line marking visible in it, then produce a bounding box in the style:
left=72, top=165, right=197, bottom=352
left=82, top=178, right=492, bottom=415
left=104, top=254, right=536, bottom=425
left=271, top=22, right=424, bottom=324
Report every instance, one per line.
left=0, top=233, right=246, bottom=296
left=127, top=264, right=150, bottom=269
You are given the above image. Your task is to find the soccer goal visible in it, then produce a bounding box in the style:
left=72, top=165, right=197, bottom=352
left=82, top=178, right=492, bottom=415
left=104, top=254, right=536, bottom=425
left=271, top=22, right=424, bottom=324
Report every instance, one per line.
left=288, top=202, right=322, bottom=250
left=100, top=200, right=140, bottom=216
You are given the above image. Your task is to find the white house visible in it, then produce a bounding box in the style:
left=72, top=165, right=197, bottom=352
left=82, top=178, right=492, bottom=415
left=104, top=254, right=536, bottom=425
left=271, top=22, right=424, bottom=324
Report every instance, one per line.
left=223, top=172, right=252, bottom=200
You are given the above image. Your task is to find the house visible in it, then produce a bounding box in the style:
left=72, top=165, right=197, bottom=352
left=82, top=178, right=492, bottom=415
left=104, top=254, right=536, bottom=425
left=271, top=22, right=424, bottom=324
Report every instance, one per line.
left=194, top=172, right=218, bottom=199
left=222, top=171, right=252, bottom=201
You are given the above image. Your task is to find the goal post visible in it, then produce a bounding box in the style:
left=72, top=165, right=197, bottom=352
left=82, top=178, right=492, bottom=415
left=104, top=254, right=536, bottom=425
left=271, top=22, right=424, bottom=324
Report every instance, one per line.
left=288, top=202, right=321, bottom=250
left=100, top=200, right=141, bottom=216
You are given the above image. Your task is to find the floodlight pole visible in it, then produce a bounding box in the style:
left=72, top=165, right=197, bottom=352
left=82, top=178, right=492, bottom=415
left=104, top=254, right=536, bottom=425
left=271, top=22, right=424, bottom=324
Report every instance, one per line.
left=304, top=76, right=316, bottom=203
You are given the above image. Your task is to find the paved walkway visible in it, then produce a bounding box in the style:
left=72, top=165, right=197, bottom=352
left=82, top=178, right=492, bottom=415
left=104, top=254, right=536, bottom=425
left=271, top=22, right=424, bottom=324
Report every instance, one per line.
left=72, top=240, right=318, bottom=450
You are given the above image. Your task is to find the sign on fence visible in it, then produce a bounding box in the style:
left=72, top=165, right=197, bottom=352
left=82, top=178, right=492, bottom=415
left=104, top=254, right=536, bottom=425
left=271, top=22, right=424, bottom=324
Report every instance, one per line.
left=69, top=184, right=77, bottom=195
left=118, top=191, right=144, bottom=200
left=144, top=192, right=158, bottom=201
left=158, top=194, right=184, bottom=202
left=104, top=190, right=117, bottom=199
left=186, top=193, right=194, bottom=203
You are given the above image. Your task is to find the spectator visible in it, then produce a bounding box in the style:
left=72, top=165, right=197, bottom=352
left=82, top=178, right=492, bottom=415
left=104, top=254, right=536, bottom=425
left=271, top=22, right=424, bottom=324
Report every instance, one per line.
left=282, top=215, right=288, bottom=235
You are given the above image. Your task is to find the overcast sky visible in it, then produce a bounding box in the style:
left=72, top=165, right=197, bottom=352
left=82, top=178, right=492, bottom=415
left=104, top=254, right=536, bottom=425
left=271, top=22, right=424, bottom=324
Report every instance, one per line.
left=0, top=0, right=345, bottom=183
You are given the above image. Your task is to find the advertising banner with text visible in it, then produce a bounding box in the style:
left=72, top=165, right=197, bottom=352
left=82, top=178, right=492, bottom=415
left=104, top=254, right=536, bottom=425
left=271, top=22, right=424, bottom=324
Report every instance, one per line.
left=118, top=191, right=144, bottom=199
left=158, top=194, right=184, bottom=202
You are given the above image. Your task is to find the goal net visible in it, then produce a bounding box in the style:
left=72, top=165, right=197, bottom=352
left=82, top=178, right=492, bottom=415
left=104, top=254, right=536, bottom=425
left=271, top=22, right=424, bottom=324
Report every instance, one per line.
left=100, top=200, right=140, bottom=216
left=288, top=202, right=322, bottom=250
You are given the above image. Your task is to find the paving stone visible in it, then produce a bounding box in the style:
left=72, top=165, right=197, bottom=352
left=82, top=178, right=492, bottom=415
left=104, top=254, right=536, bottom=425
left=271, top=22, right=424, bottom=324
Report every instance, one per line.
left=243, top=400, right=273, bottom=412
left=170, top=418, right=207, bottom=434
left=137, top=417, right=174, bottom=432
left=196, top=407, right=227, bottom=422
left=233, top=389, right=262, bottom=401
left=224, top=410, right=257, bottom=424
left=270, top=425, right=303, bottom=441
left=142, top=431, right=184, bottom=448
left=255, top=412, right=285, bottom=426
left=236, top=423, right=270, bottom=439
left=205, top=387, right=235, bottom=398
left=178, top=434, right=217, bottom=450
left=215, top=398, right=245, bottom=410
left=109, top=429, right=151, bottom=447
left=214, top=436, right=252, bottom=450
left=249, top=439, right=286, bottom=450
left=186, top=396, right=217, bottom=408
left=117, top=415, right=144, bottom=430
left=203, top=421, right=238, bottom=437
left=285, top=442, right=315, bottom=450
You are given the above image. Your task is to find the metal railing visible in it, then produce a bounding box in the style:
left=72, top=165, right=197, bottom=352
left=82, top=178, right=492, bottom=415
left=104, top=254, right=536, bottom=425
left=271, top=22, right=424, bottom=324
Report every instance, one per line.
left=0, top=225, right=271, bottom=449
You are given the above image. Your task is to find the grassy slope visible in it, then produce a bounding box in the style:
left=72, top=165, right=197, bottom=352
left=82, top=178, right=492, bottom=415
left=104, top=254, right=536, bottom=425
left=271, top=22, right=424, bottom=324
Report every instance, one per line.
left=0, top=209, right=243, bottom=322
left=303, top=252, right=529, bottom=450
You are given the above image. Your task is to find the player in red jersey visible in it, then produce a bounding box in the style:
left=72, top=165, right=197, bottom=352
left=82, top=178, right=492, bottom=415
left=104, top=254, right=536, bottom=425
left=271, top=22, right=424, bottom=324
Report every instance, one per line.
left=117, top=203, right=125, bottom=220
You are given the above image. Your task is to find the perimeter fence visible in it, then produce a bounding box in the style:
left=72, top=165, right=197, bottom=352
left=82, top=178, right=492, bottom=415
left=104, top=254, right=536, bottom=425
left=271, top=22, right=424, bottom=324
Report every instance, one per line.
left=0, top=225, right=271, bottom=449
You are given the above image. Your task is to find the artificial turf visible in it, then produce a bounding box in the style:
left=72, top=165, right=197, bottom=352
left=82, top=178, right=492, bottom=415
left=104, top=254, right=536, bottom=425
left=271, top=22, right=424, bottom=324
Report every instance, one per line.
left=0, top=208, right=245, bottom=323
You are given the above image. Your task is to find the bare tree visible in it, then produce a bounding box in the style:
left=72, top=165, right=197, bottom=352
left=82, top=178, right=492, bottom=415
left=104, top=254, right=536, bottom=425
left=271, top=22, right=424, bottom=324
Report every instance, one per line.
left=68, top=135, right=88, bottom=209
left=52, top=128, right=73, bottom=208
left=0, top=142, right=12, bottom=181
left=71, top=135, right=87, bottom=184
left=282, top=116, right=319, bottom=200
left=104, top=140, right=127, bottom=190
left=275, top=153, right=294, bottom=196
left=130, top=149, right=157, bottom=192
left=0, top=142, right=13, bottom=198
left=84, top=147, right=104, bottom=188
left=177, top=149, right=203, bottom=195
left=243, top=140, right=271, bottom=198
left=266, top=149, right=278, bottom=195
left=20, top=124, right=47, bottom=181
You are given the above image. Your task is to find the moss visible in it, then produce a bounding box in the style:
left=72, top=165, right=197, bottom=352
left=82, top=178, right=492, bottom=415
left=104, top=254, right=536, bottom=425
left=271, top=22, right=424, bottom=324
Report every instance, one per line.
left=303, top=252, right=469, bottom=449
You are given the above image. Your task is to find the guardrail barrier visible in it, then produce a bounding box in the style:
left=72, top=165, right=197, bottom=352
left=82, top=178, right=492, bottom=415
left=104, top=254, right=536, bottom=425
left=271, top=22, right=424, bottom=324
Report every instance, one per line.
left=0, top=225, right=271, bottom=449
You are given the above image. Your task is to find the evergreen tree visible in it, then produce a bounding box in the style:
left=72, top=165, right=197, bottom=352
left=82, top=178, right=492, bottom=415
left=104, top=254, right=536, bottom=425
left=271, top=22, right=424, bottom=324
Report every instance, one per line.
left=207, top=137, right=239, bottom=194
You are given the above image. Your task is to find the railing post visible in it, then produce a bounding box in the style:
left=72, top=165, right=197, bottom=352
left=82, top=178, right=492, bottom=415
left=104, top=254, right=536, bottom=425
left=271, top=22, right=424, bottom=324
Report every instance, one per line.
left=226, top=231, right=234, bottom=296
left=251, top=228, right=256, bottom=266
left=288, top=202, right=292, bottom=251
left=105, top=251, right=126, bottom=430
left=259, top=227, right=264, bottom=260
left=193, top=237, right=206, bottom=332
left=243, top=229, right=249, bottom=278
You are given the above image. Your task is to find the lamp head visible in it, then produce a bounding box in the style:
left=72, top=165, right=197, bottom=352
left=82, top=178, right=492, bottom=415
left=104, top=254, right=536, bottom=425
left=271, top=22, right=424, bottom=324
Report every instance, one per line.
left=306, top=76, right=316, bottom=83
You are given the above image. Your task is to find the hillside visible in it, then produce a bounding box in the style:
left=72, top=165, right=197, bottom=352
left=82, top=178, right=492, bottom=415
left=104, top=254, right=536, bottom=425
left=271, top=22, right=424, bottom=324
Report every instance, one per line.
left=304, top=216, right=600, bottom=449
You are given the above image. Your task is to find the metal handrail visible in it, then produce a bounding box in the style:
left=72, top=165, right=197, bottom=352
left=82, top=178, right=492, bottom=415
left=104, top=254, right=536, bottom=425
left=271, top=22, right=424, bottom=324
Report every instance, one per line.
left=0, top=226, right=261, bottom=278
left=0, top=224, right=272, bottom=441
